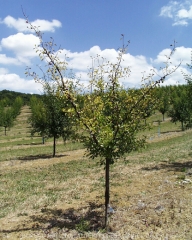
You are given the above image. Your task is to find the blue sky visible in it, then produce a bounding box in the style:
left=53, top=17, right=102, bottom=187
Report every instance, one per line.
left=0, top=0, right=192, bottom=94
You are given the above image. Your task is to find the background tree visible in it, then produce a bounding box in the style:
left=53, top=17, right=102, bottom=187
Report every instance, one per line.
left=0, top=107, right=14, bottom=135
left=0, top=89, right=38, bottom=105
left=0, top=97, right=23, bottom=136
left=25, top=18, right=180, bottom=228
left=156, top=86, right=171, bottom=121
left=29, top=95, right=47, bottom=141
left=29, top=87, right=74, bottom=157
left=0, top=97, right=11, bottom=107
left=12, top=96, right=24, bottom=118
left=182, top=52, right=192, bottom=125
left=0, top=104, right=3, bottom=132
left=168, top=85, right=191, bottom=131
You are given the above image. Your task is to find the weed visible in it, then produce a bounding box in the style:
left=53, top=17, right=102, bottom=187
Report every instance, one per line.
left=177, top=174, right=185, bottom=180
left=75, top=218, right=90, bottom=232
left=127, top=179, right=132, bottom=185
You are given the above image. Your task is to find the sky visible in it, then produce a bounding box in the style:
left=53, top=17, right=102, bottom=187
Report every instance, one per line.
left=0, top=0, right=192, bottom=94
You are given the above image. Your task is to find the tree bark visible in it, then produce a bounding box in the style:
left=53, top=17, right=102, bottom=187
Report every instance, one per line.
left=105, top=157, right=110, bottom=229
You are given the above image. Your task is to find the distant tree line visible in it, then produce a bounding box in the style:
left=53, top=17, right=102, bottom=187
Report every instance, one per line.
left=0, top=89, right=41, bottom=105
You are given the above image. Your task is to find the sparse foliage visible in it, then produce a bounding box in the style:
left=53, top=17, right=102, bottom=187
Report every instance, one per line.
left=25, top=16, right=180, bottom=228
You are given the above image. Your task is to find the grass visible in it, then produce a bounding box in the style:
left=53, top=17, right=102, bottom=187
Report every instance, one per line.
left=0, top=106, right=84, bottom=161
left=0, top=108, right=182, bottom=163
left=0, top=157, right=95, bottom=218
left=1, top=130, right=192, bottom=208
left=0, top=140, right=84, bottom=162
left=0, top=106, right=192, bottom=239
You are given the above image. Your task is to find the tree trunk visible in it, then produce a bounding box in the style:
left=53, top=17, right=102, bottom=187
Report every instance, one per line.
left=4, top=126, right=7, bottom=136
left=105, top=157, right=110, bottom=229
left=53, top=136, right=56, bottom=157
left=162, top=113, right=165, bottom=121
left=181, top=121, right=184, bottom=131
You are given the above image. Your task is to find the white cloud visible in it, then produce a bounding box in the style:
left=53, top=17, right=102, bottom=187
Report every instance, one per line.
left=58, top=46, right=102, bottom=71
left=160, top=4, right=177, bottom=18
left=1, top=33, right=40, bottom=64
left=153, top=46, right=192, bottom=86
left=177, top=6, right=192, bottom=18
left=160, top=0, right=192, bottom=26
left=58, top=46, right=184, bottom=88
left=0, top=54, right=22, bottom=65
left=0, top=73, right=43, bottom=93
left=1, top=15, right=62, bottom=32
left=0, top=40, right=190, bottom=93
left=160, top=66, right=191, bottom=86
left=56, top=45, right=192, bottom=88
left=173, top=19, right=188, bottom=25
left=0, top=68, right=9, bottom=74
left=154, top=46, right=192, bottom=66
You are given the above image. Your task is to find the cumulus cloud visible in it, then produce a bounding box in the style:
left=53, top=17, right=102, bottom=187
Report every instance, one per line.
left=1, top=33, right=40, bottom=64
left=177, top=5, right=192, bottom=18
left=0, top=40, right=190, bottom=93
left=58, top=46, right=101, bottom=71
left=153, top=46, right=192, bottom=85
left=154, top=46, right=192, bottom=66
left=58, top=46, right=185, bottom=88
left=160, top=0, right=192, bottom=26
left=0, top=73, right=43, bottom=93
left=0, top=54, right=22, bottom=65
left=1, top=15, right=62, bottom=32
left=160, top=66, right=191, bottom=86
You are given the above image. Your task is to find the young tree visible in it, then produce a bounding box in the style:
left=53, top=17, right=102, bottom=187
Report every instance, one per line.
left=29, top=95, right=47, bottom=141
left=168, top=85, right=191, bottom=131
left=25, top=18, right=180, bottom=228
left=156, top=86, right=171, bottom=121
left=0, top=104, right=3, bottom=132
left=29, top=87, right=74, bottom=157
left=0, top=107, right=14, bottom=135
left=0, top=97, right=11, bottom=107
left=12, top=96, right=24, bottom=118
left=182, top=52, right=192, bottom=124
left=0, top=97, right=23, bottom=135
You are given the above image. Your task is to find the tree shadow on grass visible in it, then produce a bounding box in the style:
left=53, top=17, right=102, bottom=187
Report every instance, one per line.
left=32, top=202, right=104, bottom=231
left=142, top=160, right=192, bottom=172
left=18, top=154, right=68, bottom=161
left=17, top=143, right=41, bottom=146
left=0, top=202, right=104, bottom=234
left=160, top=129, right=182, bottom=134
